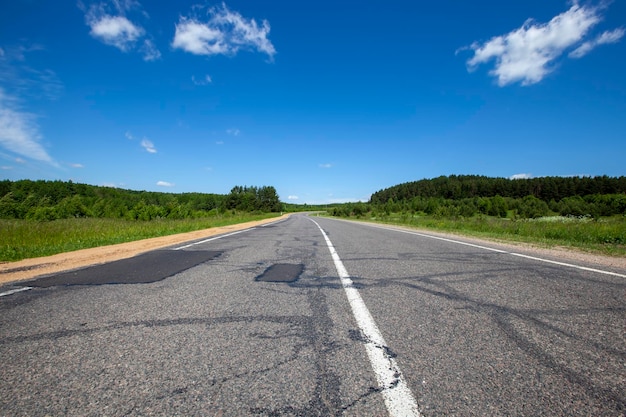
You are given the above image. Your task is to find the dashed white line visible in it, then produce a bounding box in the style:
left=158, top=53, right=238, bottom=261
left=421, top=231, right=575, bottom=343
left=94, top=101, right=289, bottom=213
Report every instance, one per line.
left=309, top=218, right=422, bottom=417
left=0, top=287, right=33, bottom=297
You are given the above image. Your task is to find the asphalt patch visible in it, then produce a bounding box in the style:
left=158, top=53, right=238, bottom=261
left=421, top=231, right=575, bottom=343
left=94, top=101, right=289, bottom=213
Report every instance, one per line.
left=255, top=263, right=304, bottom=283
left=29, top=250, right=221, bottom=287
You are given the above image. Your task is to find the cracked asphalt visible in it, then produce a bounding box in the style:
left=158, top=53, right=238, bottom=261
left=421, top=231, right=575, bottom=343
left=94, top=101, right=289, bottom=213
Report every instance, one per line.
left=1, top=214, right=625, bottom=416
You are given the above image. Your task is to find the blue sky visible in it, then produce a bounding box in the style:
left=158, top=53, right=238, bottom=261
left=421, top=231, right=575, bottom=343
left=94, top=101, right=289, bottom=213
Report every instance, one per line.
left=1, top=1, right=625, bottom=204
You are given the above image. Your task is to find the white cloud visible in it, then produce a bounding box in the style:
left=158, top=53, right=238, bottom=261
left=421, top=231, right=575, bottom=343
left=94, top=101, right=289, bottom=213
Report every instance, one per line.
left=464, top=3, right=622, bottom=86
left=84, top=1, right=160, bottom=59
left=319, top=163, right=332, bottom=169
left=172, top=19, right=227, bottom=55
left=1, top=165, right=12, bottom=170
left=569, top=27, right=625, bottom=58
left=0, top=88, right=55, bottom=164
left=226, top=128, right=240, bottom=136
left=172, top=3, right=276, bottom=59
left=88, top=15, right=143, bottom=51
left=156, top=180, right=174, bottom=187
left=510, top=173, right=532, bottom=180
left=287, top=195, right=299, bottom=200
left=192, top=74, right=212, bottom=85
left=140, top=138, right=157, bottom=153
left=70, top=163, right=85, bottom=168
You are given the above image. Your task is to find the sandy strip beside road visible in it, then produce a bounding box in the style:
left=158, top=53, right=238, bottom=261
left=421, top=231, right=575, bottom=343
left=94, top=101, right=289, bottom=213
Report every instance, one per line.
left=0, top=215, right=289, bottom=285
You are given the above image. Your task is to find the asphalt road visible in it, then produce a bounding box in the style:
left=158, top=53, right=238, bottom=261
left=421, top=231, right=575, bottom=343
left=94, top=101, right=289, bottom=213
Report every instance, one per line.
left=1, top=214, right=625, bottom=416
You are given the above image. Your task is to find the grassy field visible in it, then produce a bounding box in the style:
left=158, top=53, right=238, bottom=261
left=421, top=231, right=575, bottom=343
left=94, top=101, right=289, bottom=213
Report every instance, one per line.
left=3, top=212, right=624, bottom=262
left=0, top=213, right=280, bottom=262
left=353, top=214, right=626, bottom=257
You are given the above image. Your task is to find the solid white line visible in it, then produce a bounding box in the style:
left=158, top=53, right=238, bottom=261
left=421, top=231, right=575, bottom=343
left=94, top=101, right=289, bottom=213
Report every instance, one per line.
left=309, top=218, right=421, bottom=417
left=509, top=252, right=626, bottom=278
left=173, top=229, right=255, bottom=250
left=362, top=223, right=508, bottom=253
left=0, top=287, right=33, bottom=297
left=357, top=222, right=626, bottom=279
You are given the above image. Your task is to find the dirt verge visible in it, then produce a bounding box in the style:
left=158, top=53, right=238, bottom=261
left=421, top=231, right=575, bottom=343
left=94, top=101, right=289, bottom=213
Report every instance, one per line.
left=0, top=215, right=289, bottom=285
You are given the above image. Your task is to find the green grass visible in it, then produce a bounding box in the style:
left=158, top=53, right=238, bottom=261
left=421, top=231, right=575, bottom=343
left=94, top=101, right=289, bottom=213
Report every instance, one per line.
left=349, top=214, right=626, bottom=257
left=0, top=213, right=280, bottom=262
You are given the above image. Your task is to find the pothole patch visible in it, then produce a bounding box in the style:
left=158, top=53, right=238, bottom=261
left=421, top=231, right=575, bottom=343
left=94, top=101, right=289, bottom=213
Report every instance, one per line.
left=255, top=263, right=304, bottom=283
left=29, top=250, right=222, bottom=287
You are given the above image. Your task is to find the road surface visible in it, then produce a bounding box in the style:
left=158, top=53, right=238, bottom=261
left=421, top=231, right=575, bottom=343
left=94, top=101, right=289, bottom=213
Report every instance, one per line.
left=1, top=214, right=625, bottom=416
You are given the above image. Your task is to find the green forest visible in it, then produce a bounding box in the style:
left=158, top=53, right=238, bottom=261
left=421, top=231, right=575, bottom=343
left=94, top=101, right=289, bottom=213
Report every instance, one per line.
left=3, top=175, right=624, bottom=222
left=1, top=175, right=625, bottom=260
left=331, top=175, right=626, bottom=219
left=0, top=180, right=282, bottom=221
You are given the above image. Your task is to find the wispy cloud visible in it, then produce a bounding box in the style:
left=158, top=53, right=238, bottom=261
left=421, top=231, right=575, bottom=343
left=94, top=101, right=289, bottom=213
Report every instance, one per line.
left=156, top=180, right=174, bottom=187
left=0, top=45, right=63, bottom=101
left=226, top=128, right=240, bottom=136
left=319, top=163, right=332, bottom=169
left=192, top=74, right=212, bottom=85
left=140, top=39, right=161, bottom=61
left=0, top=88, right=55, bottom=164
left=510, top=173, right=532, bottom=180
left=172, top=3, right=276, bottom=59
left=140, top=138, right=157, bottom=153
left=569, top=27, right=625, bottom=58
left=0, top=46, right=59, bottom=165
left=126, top=131, right=157, bottom=153
left=287, top=195, right=299, bottom=200
left=69, top=163, right=85, bottom=168
left=83, top=0, right=160, bottom=61
left=463, top=3, right=623, bottom=86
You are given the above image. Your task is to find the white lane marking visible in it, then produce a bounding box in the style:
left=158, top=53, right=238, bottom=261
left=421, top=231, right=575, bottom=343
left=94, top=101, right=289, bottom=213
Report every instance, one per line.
left=509, top=252, right=626, bottom=278
left=357, top=222, right=626, bottom=279
left=0, top=287, right=33, bottom=297
left=309, top=218, right=421, bottom=417
left=173, top=229, right=255, bottom=250
left=174, top=217, right=287, bottom=249
left=259, top=218, right=286, bottom=227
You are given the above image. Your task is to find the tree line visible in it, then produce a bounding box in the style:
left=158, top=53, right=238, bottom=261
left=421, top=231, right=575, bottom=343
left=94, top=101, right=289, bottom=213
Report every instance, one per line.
left=329, top=175, right=626, bottom=219
left=223, top=185, right=282, bottom=212
left=0, top=180, right=282, bottom=221
left=370, top=175, right=626, bottom=204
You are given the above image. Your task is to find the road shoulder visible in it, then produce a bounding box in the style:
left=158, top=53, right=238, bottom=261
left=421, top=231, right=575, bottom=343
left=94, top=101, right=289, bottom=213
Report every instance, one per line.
left=0, top=215, right=289, bottom=285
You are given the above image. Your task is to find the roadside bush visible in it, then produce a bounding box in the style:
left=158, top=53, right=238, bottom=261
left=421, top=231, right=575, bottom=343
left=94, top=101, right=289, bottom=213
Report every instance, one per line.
left=518, top=195, right=550, bottom=218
